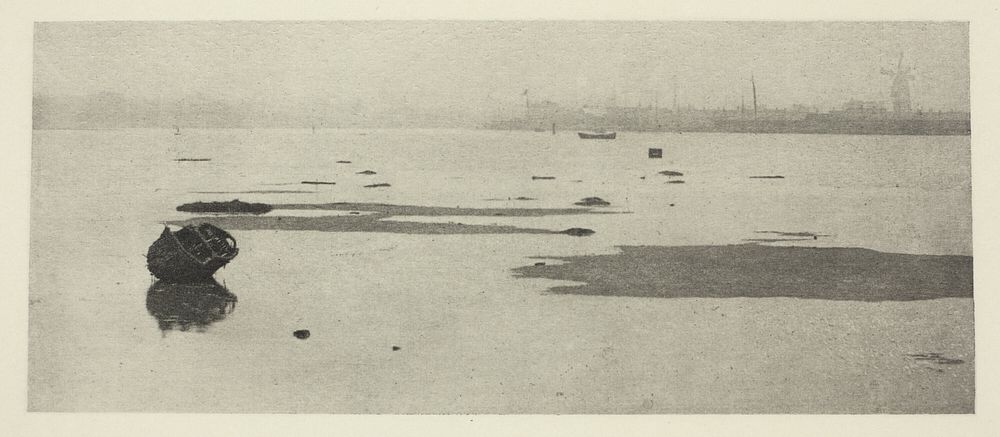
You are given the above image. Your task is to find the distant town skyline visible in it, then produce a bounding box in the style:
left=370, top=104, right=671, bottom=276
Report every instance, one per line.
left=33, top=21, right=970, bottom=128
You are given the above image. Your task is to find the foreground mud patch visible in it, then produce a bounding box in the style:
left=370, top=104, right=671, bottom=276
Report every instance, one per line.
left=170, top=202, right=611, bottom=236
left=514, top=244, right=972, bottom=301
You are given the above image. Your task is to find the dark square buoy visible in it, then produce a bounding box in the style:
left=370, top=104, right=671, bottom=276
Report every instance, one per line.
left=648, top=148, right=663, bottom=159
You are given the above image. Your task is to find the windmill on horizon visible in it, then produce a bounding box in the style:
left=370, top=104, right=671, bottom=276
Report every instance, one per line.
left=881, top=52, right=916, bottom=114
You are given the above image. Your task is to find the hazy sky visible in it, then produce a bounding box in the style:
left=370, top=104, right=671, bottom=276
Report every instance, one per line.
left=33, top=21, right=970, bottom=113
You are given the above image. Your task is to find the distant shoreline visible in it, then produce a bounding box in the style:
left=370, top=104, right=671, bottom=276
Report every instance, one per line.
left=483, top=118, right=971, bottom=136
left=31, top=126, right=972, bottom=136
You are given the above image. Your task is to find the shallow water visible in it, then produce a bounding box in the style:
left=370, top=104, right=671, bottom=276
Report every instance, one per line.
left=29, top=128, right=973, bottom=412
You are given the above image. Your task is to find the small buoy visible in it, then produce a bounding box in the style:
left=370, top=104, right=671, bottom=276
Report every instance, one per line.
left=293, top=330, right=310, bottom=339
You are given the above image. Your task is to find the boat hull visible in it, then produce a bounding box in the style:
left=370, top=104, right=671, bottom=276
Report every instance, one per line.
left=578, top=132, right=616, bottom=139
left=146, top=225, right=237, bottom=282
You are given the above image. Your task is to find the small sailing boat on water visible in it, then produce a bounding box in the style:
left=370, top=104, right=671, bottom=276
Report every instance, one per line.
left=173, top=125, right=181, bottom=136
left=578, top=130, right=616, bottom=139
left=146, top=223, right=239, bottom=282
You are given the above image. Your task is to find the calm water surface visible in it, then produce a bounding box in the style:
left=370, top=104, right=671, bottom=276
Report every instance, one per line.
left=29, top=129, right=973, bottom=412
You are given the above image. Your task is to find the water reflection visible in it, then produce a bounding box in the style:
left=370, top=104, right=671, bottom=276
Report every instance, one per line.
left=146, top=280, right=238, bottom=333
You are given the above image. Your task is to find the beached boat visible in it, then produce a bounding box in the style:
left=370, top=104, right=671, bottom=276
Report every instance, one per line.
left=578, top=131, right=616, bottom=139
left=146, top=223, right=238, bottom=282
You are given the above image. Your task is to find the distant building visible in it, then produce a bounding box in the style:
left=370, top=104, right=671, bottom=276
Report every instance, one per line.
left=838, top=99, right=889, bottom=119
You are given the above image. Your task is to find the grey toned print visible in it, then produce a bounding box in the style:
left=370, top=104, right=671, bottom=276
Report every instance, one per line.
left=29, top=22, right=971, bottom=413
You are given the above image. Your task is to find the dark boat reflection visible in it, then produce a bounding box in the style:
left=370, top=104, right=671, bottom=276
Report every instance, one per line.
left=146, top=279, right=238, bottom=333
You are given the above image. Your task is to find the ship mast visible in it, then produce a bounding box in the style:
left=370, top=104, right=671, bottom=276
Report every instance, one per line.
left=523, top=89, right=530, bottom=125
left=672, top=74, right=678, bottom=113
left=654, top=90, right=660, bottom=126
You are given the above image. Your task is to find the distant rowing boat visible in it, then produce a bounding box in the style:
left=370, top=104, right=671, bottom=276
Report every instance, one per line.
left=578, top=131, right=616, bottom=139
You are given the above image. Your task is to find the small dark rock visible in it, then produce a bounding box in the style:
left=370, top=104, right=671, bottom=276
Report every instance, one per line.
left=392, top=346, right=401, bottom=351
left=357, top=170, right=377, bottom=175
left=532, top=176, right=556, bottom=180
left=534, top=262, right=546, bottom=266
left=666, top=180, right=685, bottom=184
left=293, top=330, right=310, bottom=339
left=561, top=228, right=596, bottom=237
left=574, top=197, right=610, bottom=207
left=364, top=183, right=391, bottom=188
left=348, top=211, right=361, bottom=215
left=669, top=203, right=675, bottom=207
left=336, top=160, right=352, bottom=164
left=658, top=170, right=684, bottom=177
left=514, top=196, right=536, bottom=201
left=749, top=175, right=785, bottom=179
